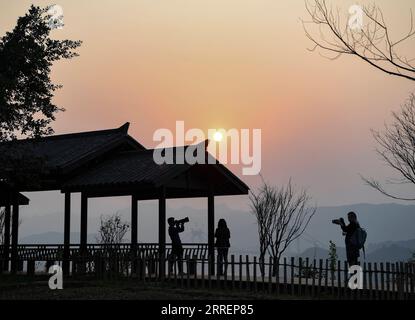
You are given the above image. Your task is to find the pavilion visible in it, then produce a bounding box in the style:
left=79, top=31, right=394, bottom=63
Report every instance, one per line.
left=0, top=123, right=249, bottom=274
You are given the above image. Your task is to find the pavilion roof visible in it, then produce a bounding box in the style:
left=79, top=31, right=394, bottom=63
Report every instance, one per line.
left=0, top=123, right=143, bottom=174
left=0, top=124, right=249, bottom=197
left=0, top=181, right=30, bottom=206
left=62, top=145, right=249, bottom=197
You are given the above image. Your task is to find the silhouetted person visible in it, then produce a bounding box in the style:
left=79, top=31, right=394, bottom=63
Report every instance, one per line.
left=215, top=219, right=230, bottom=276
left=168, top=217, right=184, bottom=274
left=339, top=211, right=360, bottom=266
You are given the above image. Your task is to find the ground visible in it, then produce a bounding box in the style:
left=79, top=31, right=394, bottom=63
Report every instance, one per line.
left=0, top=275, right=301, bottom=300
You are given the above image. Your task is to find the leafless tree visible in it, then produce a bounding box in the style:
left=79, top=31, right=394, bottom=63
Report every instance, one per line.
left=96, top=213, right=130, bottom=274
left=362, top=94, right=415, bottom=200
left=250, top=179, right=316, bottom=274
left=303, top=0, right=415, bottom=81
left=249, top=181, right=277, bottom=266
left=96, top=213, right=130, bottom=244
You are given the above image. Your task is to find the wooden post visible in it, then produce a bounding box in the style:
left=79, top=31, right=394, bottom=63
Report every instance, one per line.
left=201, top=257, right=206, bottom=289
left=311, top=259, right=316, bottom=298
left=386, top=262, right=391, bottom=300
left=63, top=192, right=71, bottom=275
left=298, top=257, right=302, bottom=296
left=159, top=187, right=166, bottom=280
left=268, top=256, right=272, bottom=294
left=284, top=257, right=288, bottom=295
left=343, top=261, right=352, bottom=299
left=368, top=263, right=373, bottom=300
left=374, top=262, right=379, bottom=300
left=363, top=262, right=367, bottom=299
left=337, top=260, right=341, bottom=299
left=246, top=255, right=250, bottom=283
left=391, top=263, right=396, bottom=300
left=231, top=255, right=235, bottom=291
left=290, top=257, right=295, bottom=296
left=239, top=255, right=243, bottom=291
left=131, top=194, right=138, bottom=275
left=318, top=259, right=323, bottom=299
left=3, top=195, right=11, bottom=272
left=11, top=195, right=19, bottom=273
left=207, top=188, right=215, bottom=275
left=254, top=256, right=258, bottom=292
left=131, top=195, right=138, bottom=247
left=305, top=257, right=309, bottom=296
left=80, top=193, right=88, bottom=255
left=380, top=262, right=385, bottom=300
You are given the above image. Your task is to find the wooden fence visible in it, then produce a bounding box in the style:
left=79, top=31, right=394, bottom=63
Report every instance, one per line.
left=1, top=246, right=414, bottom=300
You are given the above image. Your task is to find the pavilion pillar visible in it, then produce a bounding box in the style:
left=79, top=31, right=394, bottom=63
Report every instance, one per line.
left=208, top=188, right=215, bottom=275
left=131, top=195, right=138, bottom=275
left=63, top=192, right=71, bottom=275
left=11, top=194, right=19, bottom=273
left=2, top=194, right=11, bottom=272
left=131, top=195, right=138, bottom=248
left=158, top=187, right=166, bottom=279
left=80, top=193, right=88, bottom=255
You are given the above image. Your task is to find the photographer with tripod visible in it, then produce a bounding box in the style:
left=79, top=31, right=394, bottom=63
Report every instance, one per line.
left=167, top=217, right=189, bottom=274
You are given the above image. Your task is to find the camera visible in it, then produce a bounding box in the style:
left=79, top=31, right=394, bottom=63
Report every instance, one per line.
left=332, top=218, right=343, bottom=225
left=175, top=217, right=189, bottom=225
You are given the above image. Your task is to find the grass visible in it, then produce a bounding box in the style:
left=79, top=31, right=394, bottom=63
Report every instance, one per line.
left=0, top=275, right=306, bottom=300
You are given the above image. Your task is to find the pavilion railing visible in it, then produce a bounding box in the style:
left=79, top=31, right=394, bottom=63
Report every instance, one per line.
left=0, top=243, right=208, bottom=262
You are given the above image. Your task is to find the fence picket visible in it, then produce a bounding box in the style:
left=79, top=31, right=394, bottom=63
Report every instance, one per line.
left=284, top=257, right=288, bottom=295
left=5, top=244, right=415, bottom=300
left=368, top=263, right=373, bottom=300
left=239, top=255, right=243, bottom=291
left=385, top=262, right=390, bottom=300
left=380, top=262, right=385, bottom=300
left=318, top=259, right=323, bottom=299
left=290, top=257, right=295, bottom=296
left=374, top=262, right=379, bottom=300
left=298, top=257, right=302, bottom=297
left=254, top=256, right=258, bottom=293
left=268, top=256, right=272, bottom=294
left=231, top=255, right=235, bottom=291
left=343, top=261, right=348, bottom=300
left=337, top=260, right=341, bottom=299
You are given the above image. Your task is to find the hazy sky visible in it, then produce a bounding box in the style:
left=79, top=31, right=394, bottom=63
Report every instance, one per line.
left=2, top=0, right=415, bottom=210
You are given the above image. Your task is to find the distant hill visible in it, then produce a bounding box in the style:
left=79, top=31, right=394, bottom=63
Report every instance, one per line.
left=20, top=232, right=97, bottom=244
left=18, top=202, right=415, bottom=261
left=296, top=238, right=415, bottom=263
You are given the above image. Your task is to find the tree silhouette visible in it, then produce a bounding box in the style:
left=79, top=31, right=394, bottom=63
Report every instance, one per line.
left=362, top=94, right=415, bottom=200
left=0, top=5, right=81, bottom=188
left=250, top=178, right=316, bottom=275
left=0, top=5, right=81, bottom=141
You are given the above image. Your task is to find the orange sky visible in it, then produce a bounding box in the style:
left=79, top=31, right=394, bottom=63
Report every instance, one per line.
left=2, top=0, right=415, bottom=206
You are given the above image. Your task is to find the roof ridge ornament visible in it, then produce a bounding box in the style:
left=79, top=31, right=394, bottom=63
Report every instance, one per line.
left=118, top=122, right=130, bottom=134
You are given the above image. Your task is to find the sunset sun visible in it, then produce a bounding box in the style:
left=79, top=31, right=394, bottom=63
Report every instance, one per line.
left=213, top=131, right=223, bottom=142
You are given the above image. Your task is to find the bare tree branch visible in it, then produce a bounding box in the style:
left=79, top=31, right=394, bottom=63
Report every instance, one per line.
left=303, top=0, right=415, bottom=81
left=362, top=94, right=415, bottom=200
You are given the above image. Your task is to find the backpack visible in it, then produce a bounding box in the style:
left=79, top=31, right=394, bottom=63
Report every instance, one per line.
left=351, top=226, right=367, bottom=257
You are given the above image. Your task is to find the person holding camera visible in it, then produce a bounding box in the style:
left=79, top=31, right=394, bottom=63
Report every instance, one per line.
left=168, top=217, right=188, bottom=274
left=333, top=211, right=360, bottom=266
